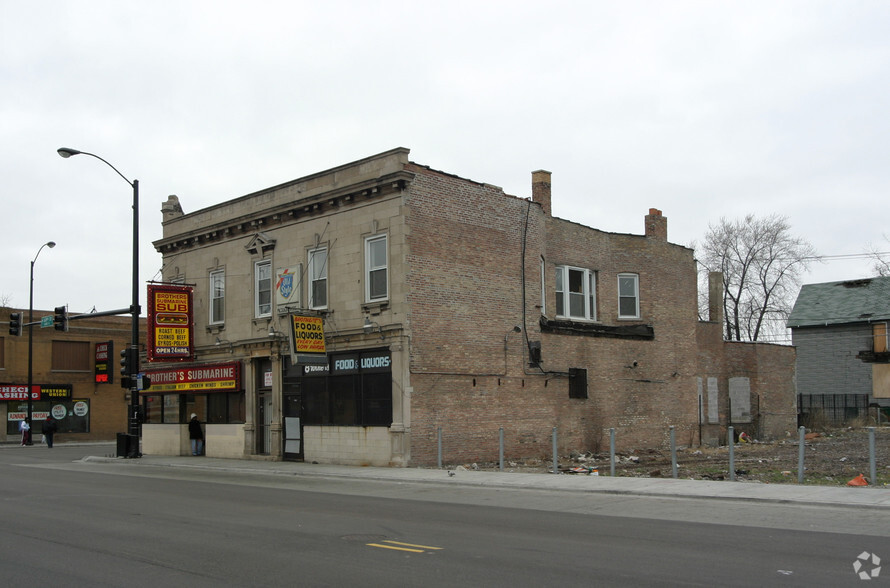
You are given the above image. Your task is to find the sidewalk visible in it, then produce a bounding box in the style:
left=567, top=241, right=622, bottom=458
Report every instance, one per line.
left=79, top=450, right=890, bottom=510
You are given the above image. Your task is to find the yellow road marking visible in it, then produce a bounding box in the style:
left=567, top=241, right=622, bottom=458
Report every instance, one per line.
left=366, top=543, right=424, bottom=553
left=382, top=540, right=443, bottom=550
left=366, top=540, right=444, bottom=553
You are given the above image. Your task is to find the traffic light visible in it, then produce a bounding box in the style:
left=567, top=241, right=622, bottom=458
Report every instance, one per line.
left=8, top=313, right=21, bottom=336
left=120, top=348, right=133, bottom=389
left=53, top=306, right=68, bottom=331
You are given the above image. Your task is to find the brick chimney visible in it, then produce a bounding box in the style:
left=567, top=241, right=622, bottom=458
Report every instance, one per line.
left=161, top=195, right=184, bottom=221
left=708, top=272, right=724, bottom=324
left=532, top=170, right=551, bottom=216
left=644, top=208, right=667, bottom=240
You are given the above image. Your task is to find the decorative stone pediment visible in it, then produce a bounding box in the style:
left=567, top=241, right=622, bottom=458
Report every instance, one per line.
left=244, top=232, right=276, bottom=255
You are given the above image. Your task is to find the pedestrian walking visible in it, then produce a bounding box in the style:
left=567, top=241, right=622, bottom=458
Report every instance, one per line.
left=188, top=413, right=204, bottom=456
left=42, top=416, right=58, bottom=448
left=19, top=418, right=31, bottom=446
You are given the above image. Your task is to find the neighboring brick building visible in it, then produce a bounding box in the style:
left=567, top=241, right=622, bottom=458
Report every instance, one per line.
left=1, top=309, right=142, bottom=442
left=148, top=147, right=796, bottom=465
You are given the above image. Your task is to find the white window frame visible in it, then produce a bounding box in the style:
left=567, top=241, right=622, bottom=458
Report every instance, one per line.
left=540, top=257, right=546, bottom=315
left=618, top=273, right=640, bottom=319
left=555, top=265, right=596, bottom=321
left=209, top=269, right=225, bottom=324
left=365, top=235, right=388, bottom=302
left=308, top=247, right=328, bottom=310
left=255, top=260, right=272, bottom=318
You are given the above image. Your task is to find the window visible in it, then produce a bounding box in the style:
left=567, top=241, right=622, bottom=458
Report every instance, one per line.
left=210, top=270, right=225, bottom=324
left=540, top=257, right=546, bottom=315
left=301, top=350, right=392, bottom=427
left=308, top=247, right=328, bottom=310
left=555, top=266, right=596, bottom=321
left=51, top=341, right=90, bottom=371
left=569, top=368, right=588, bottom=399
left=143, top=393, right=245, bottom=424
left=365, top=235, right=388, bottom=302
left=255, top=260, right=272, bottom=317
left=618, top=273, right=640, bottom=318
left=874, top=323, right=888, bottom=353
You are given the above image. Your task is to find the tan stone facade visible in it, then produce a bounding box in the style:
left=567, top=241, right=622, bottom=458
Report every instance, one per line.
left=150, top=148, right=796, bottom=466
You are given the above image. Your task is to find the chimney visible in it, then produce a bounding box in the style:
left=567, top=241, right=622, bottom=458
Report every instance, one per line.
left=645, top=208, right=667, bottom=240
left=708, top=272, right=724, bottom=324
left=161, top=195, right=184, bottom=221
left=532, top=170, right=551, bottom=216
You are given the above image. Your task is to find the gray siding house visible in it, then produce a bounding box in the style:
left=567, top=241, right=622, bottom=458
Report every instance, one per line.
left=787, top=277, right=890, bottom=424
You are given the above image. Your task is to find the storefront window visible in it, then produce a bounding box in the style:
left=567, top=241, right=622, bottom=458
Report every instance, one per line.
left=300, top=350, right=392, bottom=427
left=143, top=393, right=243, bottom=424
left=145, top=395, right=163, bottom=424
left=5, top=400, right=90, bottom=435
left=163, top=395, right=180, bottom=423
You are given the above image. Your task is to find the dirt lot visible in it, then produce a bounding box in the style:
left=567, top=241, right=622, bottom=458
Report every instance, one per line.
left=487, top=427, right=890, bottom=487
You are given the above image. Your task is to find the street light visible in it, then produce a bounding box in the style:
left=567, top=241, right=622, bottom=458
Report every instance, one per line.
left=57, top=147, right=141, bottom=441
left=27, top=241, right=56, bottom=442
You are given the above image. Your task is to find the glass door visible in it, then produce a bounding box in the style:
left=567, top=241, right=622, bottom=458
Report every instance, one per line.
left=283, top=386, right=303, bottom=461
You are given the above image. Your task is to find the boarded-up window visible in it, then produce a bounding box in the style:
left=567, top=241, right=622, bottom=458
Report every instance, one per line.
left=707, top=377, right=719, bottom=423
left=52, top=341, right=91, bottom=371
left=568, top=368, right=588, bottom=399
left=729, top=377, right=752, bottom=423
left=874, top=323, right=888, bottom=353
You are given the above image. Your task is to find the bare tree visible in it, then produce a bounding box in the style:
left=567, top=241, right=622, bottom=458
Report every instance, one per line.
left=867, top=234, right=890, bottom=277
left=697, top=214, right=819, bottom=342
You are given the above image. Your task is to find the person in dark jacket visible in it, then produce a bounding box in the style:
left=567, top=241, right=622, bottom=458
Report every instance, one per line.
left=42, top=416, right=58, bottom=448
left=188, top=413, right=204, bottom=456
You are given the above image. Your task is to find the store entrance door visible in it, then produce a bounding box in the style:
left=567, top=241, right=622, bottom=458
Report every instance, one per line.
left=283, top=386, right=303, bottom=461
left=257, top=393, right=272, bottom=455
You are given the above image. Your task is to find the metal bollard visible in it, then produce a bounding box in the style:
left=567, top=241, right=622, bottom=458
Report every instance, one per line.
left=552, top=427, right=558, bottom=474
left=728, top=426, right=735, bottom=481
left=437, top=427, right=443, bottom=469
left=797, top=426, right=806, bottom=484
left=499, top=427, right=504, bottom=472
left=610, top=428, right=616, bottom=477
left=670, top=425, right=678, bottom=479
left=869, top=427, right=877, bottom=485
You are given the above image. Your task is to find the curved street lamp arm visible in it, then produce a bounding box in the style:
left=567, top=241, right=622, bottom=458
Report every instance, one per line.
left=57, top=147, right=134, bottom=188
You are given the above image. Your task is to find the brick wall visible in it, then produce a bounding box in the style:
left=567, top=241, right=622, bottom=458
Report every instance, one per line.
left=696, top=319, right=797, bottom=443
left=404, top=165, right=709, bottom=465
left=1, top=308, right=138, bottom=442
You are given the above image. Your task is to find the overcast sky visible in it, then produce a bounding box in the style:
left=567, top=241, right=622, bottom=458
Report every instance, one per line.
left=2, top=1, right=888, bottom=317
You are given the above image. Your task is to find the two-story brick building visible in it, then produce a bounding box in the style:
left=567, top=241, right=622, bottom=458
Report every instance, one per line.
left=1, top=309, right=141, bottom=442
left=145, top=147, right=796, bottom=465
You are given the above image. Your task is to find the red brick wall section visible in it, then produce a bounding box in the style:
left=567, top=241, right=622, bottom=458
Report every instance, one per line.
left=403, top=164, right=716, bottom=466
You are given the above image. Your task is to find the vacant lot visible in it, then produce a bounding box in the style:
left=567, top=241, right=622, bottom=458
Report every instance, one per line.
left=488, top=427, right=890, bottom=486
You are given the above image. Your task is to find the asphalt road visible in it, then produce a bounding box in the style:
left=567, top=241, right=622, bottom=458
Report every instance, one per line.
left=1, top=445, right=887, bottom=587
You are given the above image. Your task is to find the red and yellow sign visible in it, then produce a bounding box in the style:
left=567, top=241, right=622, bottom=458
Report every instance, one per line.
left=291, top=315, right=326, bottom=354
left=141, top=362, right=241, bottom=394
left=147, top=284, right=194, bottom=362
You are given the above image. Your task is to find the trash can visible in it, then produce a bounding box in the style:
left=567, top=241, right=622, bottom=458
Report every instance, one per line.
left=116, top=433, right=140, bottom=458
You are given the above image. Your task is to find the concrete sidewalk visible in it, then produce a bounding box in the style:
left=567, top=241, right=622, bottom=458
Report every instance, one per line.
left=81, top=451, right=890, bottom=510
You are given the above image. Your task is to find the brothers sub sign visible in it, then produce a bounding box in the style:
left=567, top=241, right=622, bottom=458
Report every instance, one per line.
left=147, top=284, right=194, bottom=362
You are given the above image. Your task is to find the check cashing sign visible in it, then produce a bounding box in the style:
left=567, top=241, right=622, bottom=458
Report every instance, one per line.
left=141, top=362, right=241, bottom=394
